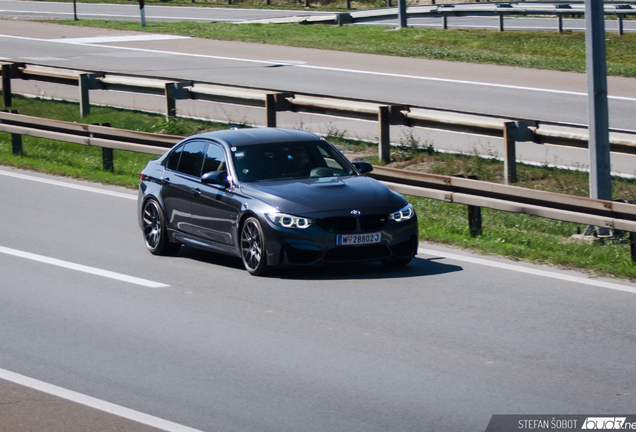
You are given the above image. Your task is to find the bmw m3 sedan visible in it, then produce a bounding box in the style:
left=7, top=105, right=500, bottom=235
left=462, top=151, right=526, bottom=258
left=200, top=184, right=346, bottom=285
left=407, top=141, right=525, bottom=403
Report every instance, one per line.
left=138, top=128, right=418, bottom=275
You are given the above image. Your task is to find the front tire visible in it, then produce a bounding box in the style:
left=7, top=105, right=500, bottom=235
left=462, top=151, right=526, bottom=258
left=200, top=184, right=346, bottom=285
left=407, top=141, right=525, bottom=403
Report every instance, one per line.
left=241, top=217, right=268, bottom=276
left=142, top=198, right=181, bottom=256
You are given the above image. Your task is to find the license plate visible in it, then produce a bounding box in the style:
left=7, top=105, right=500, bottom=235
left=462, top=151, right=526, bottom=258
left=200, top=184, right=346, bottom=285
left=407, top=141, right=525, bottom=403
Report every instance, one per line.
left=336, top=232, right=381, bottom=246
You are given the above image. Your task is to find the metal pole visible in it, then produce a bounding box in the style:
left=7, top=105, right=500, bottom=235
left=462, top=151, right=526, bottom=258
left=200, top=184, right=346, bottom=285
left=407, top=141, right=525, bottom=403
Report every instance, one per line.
left=585, top=0, right=611, bottom=200
left=73, top=0, right=78, bottom=20
left=11, top=133, right=22, bottom=155
left=557, top=14, right=563, bottom=33
left=397, top=0, right=407, bottom=29
left=617, top=14, right=624, bottom=36
left=468, top=205, right=482, bottom=237
left=139, top=0, right=146, bottom=27
left=2, top=64, right=12, bottom=108
left=378, top=106, right=391, bottom=164
left=503, top=122, right=517, bottom=184
left=265, top=94, right=277, bottom=128
left=498, top=13, right=504, bottom=32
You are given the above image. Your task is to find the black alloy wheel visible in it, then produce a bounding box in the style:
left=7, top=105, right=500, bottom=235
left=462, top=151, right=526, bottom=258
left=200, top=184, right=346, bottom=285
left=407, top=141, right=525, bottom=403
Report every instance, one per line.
left=241, top=217, right=268, bottom=276
left=142, top=198, right=181, bottom=256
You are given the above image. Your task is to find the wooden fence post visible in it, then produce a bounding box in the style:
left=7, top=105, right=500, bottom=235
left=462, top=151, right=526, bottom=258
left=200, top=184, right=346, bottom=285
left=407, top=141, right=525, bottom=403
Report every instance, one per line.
left=468, top=205, right=482, bottom=237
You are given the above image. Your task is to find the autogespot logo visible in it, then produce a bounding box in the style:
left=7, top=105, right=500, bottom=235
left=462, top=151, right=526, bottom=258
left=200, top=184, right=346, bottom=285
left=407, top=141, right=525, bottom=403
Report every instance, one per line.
left=582, top=417, right=628, bottom=429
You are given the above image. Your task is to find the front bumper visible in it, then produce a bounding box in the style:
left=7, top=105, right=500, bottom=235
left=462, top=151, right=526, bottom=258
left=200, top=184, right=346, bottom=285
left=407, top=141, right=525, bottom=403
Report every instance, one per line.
left=260, top=216, right=418, bottom=267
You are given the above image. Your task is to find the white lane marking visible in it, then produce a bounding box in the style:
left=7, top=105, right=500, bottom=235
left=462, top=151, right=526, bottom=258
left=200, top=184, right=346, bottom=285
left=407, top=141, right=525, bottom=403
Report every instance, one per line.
left=0, top=9, right=239, bottom=20
left=50, top=35, right=191, bottom=44
left=0, top=246, right=168, bottom=288
left=0, top=169, right=137, bottom=200
left=418, top=247, right=636, bottom=295
left=0, top=368, right=203, bottom=432
left=1, top=33, right=635, bottom=102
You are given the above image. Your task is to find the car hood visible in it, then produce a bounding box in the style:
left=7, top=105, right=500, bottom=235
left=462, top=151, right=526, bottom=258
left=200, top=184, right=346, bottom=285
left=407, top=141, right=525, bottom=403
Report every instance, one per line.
left=239, top=176, right=406, bottom=217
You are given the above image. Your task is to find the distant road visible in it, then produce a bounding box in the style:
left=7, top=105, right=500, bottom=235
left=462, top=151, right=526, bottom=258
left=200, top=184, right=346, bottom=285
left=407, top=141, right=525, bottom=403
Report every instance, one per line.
left=0, top=0, right=634, bottom=32
left=2, top=19, right=636, bottom=175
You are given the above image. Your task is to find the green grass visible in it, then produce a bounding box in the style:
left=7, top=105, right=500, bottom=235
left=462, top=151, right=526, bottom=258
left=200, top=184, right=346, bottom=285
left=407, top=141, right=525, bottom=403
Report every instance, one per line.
left=47, top=20, right=636, bottom=77
left=2, top=94, right=635, bottom=279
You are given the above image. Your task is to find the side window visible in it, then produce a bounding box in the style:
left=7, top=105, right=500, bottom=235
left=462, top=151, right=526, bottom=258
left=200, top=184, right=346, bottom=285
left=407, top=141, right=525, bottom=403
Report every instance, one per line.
left=166, top=145, right=183, bottom=171
left=177, top=141, right=207, bottom=177
left=202, top=143, right=226, bottom=174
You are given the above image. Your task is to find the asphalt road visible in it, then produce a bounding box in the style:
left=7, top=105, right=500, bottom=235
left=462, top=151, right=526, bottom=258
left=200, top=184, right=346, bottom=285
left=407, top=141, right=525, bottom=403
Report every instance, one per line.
left=0, top=0, right=634, bottom=33
left=2, top=165, right=636, bottom=432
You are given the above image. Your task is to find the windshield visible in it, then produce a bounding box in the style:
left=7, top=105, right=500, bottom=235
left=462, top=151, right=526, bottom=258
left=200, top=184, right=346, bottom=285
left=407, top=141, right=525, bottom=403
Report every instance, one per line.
left=231, top=140, right=356, bottom=182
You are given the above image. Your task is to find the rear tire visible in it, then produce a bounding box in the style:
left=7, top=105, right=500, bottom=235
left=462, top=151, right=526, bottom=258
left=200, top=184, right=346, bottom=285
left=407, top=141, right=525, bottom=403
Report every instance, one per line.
left=142, top=198, right=181, bottom=256
left=241, top=217, right=268, bottom=276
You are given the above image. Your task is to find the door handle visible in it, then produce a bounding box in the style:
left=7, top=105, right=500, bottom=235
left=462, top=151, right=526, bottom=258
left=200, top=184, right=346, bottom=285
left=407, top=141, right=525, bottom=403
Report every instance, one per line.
left=163, top=177, right=171, bottom=185
left=193, top=188, right=202, bottom=196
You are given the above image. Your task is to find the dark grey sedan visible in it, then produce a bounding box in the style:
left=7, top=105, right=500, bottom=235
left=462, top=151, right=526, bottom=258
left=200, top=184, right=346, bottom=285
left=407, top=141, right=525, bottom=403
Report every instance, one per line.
left=138, top=128, right=418, bottom=275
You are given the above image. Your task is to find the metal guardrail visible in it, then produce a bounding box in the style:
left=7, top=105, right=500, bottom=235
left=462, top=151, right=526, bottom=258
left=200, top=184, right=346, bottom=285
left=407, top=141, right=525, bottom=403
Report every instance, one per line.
left=241, top=1, right=636, bottom=34
left=2, top=111, right=636, bottom=237
left=3, top=61, right=636, bottom=186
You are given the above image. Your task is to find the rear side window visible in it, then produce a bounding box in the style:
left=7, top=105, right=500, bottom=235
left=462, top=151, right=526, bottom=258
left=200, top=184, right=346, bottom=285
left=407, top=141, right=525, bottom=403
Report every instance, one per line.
left=178, top=141, right=207, bottom=177
left=166, top=145, right=182, bottom=171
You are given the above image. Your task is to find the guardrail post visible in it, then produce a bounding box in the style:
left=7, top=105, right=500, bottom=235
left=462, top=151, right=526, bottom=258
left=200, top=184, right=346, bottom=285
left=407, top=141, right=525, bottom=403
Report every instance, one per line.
left=468, top=205, right=482, bottom=237
left=11, top=133, right=23, bottom=155
left=378, top=106, right=391, bottom=164
left=304, top=0, right=309, bottom=7
left=78, top=73, right=103, bottom=118
left=266, top=94, right=276, bottom=127
left=504, top=122, right=517, bottom=184
left=631, top=232, right=636, bottom=264
left=442, top=13, right=448, bottom=30
left=2, top=64, right=12, bottom=108
left=557, top=14, right=563, bottom=33
left=387, top=0, right=391, bottom=7
left=397, top=0, right=407, bottom=29
left=617, top=14, right=624, bottom=36
left=165, top=88, right=176, bottom=118
left=498, top=13, right=504, bottom=32
left=346, top=0, right=351, bottom=9
left=164, top=82, right=192, bottom=119
left=102, top=148, right=114, bottom=172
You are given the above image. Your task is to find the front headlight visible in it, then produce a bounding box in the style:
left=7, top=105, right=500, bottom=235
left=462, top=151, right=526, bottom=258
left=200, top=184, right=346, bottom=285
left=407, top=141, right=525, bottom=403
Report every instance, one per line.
left=389, top=203, right=415, bottom=222
left=266, top=212, right=315, bottom=229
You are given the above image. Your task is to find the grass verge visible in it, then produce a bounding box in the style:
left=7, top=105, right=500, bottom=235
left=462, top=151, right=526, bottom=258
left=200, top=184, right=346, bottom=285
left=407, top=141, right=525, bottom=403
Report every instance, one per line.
left=48, top=20, right=636, bottom=77
left=1, top=94, right=635, bottom=279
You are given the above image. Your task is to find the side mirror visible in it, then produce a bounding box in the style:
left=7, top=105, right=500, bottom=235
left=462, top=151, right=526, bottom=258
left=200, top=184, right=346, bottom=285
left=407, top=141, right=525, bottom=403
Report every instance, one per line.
left=201, top=171, right=229, bottom=187
left=353, top=161, right=373, bottom=174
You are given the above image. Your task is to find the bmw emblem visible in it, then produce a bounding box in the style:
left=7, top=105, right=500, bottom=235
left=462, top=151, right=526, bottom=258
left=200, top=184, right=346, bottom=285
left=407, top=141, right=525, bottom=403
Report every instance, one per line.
left=351, top=210, right=361, bottom=215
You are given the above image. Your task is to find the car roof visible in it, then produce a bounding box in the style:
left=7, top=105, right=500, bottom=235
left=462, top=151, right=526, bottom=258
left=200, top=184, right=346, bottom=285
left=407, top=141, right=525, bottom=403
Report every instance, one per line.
left=190, top=128, right=322, bottom=147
